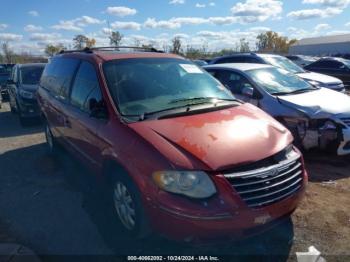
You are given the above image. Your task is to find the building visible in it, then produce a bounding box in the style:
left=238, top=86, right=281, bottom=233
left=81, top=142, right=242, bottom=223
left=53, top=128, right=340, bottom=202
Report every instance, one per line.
left=289, top=34, right=350, bottom=56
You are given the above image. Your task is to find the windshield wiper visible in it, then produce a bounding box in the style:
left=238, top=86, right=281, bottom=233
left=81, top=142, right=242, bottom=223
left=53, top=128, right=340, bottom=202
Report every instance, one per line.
left=169, top=97, right=239, bottom=104
left=272, top=88, right=317, bottom=96
left=123, top=98, right=240, bottom=121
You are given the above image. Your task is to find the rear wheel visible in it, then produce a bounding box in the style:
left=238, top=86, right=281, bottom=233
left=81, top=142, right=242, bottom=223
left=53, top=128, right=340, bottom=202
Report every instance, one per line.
left=110, top=171, right=150, bottom=238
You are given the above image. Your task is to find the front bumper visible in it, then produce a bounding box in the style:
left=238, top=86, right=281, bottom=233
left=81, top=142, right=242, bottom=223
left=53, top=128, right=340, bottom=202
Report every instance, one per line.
left=146, top=170, right=307, bottom=243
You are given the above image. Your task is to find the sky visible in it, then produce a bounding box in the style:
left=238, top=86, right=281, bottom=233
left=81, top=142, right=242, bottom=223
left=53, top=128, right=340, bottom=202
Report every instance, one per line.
left=1, top=0, right=350, bottom=54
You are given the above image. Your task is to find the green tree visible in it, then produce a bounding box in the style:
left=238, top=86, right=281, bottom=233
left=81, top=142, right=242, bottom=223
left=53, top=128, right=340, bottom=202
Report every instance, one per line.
left=73, top=34, right=89, bottom=49
left=109, top=31, right=123, bottom=46
left=171, top=37, right=182, bottom=55
left=44, top=44, right=64, bottom=57
left=239, top=38, right=250, bottom=52
left=256, top=31, right=297, bottom=54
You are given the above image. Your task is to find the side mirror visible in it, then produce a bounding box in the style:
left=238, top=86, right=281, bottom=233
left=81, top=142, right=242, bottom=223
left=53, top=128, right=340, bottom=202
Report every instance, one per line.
left=242, top=86, right=254, bottom=98
left=89, top=98, right=108, bottom=119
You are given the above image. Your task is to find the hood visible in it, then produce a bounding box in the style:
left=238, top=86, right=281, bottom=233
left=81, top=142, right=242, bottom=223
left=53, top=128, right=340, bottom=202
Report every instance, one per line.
left=278, top=88, right=350, bottom=118
left=20, top=84, right=39, bottom=92
left=129, top=103, right=292, bottom=171
left=297, top=72, right=342, bottom=84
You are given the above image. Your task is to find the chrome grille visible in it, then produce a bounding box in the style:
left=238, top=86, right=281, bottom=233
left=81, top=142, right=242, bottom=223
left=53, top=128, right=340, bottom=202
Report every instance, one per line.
left=341, top=117, right=350, bottom=127
left=224, top=156, right=303, bottom=208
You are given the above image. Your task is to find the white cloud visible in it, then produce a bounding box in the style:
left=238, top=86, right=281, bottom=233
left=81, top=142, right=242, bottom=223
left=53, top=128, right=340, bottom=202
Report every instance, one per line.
left=106, top=6, right=137, bottom=17
left=209, top=2, right=216, bottom=6
left=144, top=18, right=181, bottom=29
left=287, top=7, right=342, bottom=20
left=314, top=23, right=331, bottom=31
left=195, top=3, right=206, bottom=8
left=143, top=16, right=242, bottom=29
left=29, top=33, right=62, bottom=41
left=169, top=0, right=185, bottom=4
left=51, top=16, right=103, bottom=32
left=28, top=10, right=39, bottom=17
left=249, top=26, right=271, bottom=32
left=75, top=16, right=105, bottom=26
left=173, top=33, right=189, bottom=38
left=231, top=0, right=283, bottom=23
left=0, top=24, right=8, bottom=30
left=171, top=17, right=208, bottom=25
left=24, top=24, right=43, bottom=32
left=302, top=0, right=350, bottom=8
left=111, top=21, right=141, bottom=30
left=101, top=28, right=113, bottom=35
left=326, top=30, right=350, bottom=35
left=52, top=20, right=83, bottom=32
left=346, top=22, right=350, bottom=27
left=0, top=33, right=23, bottom=42
left=208, top=16, right=237, bottom=25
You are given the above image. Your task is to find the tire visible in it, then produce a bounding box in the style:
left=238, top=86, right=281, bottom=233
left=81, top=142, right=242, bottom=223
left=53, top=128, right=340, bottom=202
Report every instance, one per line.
left=110, top=171, right=151, bottom=238
left=45, top=122, right=57, bottom=155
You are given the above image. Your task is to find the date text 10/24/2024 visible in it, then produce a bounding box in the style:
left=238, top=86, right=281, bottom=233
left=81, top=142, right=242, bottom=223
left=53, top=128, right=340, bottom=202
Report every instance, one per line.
left=127, top=256, right=220, bottom=261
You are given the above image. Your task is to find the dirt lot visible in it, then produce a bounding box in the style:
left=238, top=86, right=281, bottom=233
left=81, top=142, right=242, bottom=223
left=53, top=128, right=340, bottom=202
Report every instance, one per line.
left=0, top=101, right=349, bottom=261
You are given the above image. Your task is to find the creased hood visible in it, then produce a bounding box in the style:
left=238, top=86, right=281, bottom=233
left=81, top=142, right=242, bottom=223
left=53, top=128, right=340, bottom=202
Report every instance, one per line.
left=297, top=72, right=342, bottom=84
left=278, top=88, right=350, bottom=118
left=130, top=103, right=292, bottom=171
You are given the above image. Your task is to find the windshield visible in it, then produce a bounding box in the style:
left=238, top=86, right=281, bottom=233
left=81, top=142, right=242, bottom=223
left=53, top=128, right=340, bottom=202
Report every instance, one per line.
left=263, top=56, right=305, bottom=74
left=103, top=58, right=234, bottom=117
left=20, top=66, right=45, bottom=85
left=341, top=59, right=350, bottom=68
left=246, top=67, right=313, bottom=95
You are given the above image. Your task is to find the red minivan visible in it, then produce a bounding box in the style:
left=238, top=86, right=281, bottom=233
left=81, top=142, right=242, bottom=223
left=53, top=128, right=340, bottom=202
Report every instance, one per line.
left=37, top=47, right=307, bottom=243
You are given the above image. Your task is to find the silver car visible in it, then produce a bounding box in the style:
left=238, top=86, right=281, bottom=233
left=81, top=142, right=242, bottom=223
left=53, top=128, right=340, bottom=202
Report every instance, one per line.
left=204, top=63, right=350, bottom=155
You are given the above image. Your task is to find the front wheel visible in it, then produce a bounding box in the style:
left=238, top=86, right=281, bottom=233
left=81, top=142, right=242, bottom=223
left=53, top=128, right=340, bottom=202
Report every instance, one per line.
left=111, top=173, right=150, bottom=238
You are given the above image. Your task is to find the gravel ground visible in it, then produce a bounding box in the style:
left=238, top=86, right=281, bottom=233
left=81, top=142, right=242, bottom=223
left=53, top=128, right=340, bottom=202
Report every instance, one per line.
left=0, top=102, right=349, bottom=262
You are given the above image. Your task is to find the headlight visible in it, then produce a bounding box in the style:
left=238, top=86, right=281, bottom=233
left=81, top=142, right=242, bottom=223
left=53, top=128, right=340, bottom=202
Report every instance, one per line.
left=19, top=90, right=34, bottom=99
left=152, top=171, right=216, bottom=199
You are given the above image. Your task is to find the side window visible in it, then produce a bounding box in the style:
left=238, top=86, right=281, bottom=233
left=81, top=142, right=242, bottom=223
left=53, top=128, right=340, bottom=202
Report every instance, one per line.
left=70, top=61, right=101, bottom=113
left=40, top=57, right=80, bottom=99
left=244, top=57, right=261, bottom=63
left=215, top=70, right=252, bottom=95
left=216, top=57, right=245, bottom=64
left=311, top=60, right=333, bottom=69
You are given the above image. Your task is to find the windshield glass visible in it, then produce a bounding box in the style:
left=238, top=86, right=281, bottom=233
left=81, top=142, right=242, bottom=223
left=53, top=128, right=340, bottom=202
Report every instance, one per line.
left=263, top=56, right=305, bottom=74
left=20, top=66, right=45, bottom=85
left=103, top=58, right=234, bottom=116
left=341, top=59, right=350, bottom=68
left=246, top=67, right=313, bottom=95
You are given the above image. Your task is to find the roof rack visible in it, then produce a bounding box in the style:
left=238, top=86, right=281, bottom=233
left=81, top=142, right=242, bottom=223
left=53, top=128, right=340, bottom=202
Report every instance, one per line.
left=58, top=46, right=164, bottom=54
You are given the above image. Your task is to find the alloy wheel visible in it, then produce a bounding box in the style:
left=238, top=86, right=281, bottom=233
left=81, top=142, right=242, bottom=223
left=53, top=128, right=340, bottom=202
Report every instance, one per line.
left=113, top=182, right=136, bottom=230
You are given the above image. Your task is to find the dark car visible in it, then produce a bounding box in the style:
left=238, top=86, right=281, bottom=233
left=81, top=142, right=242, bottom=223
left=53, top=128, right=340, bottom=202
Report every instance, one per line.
left=8, top=63, right=46, bottom=125
left=304, top=57, right=350, bottom=89
left=36, top=47, right=306, bottom=243
left=210, top=53, right=345, bottom=92
left=0, top=64, right=15, bottom=99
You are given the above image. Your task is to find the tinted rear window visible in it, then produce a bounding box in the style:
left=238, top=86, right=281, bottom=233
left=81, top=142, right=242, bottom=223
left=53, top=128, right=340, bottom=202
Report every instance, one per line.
left=20, top=66, right=45, bottom=85
left=40, top=57, right=80, bottom=98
